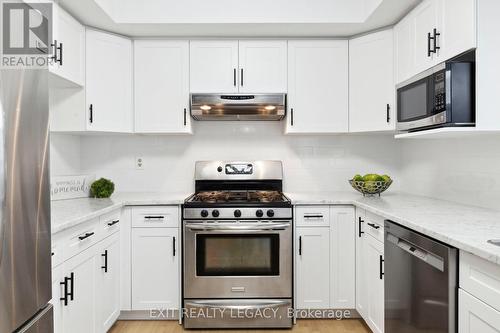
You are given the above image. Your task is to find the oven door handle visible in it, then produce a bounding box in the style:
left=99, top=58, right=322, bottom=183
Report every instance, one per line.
left=185, top=223, right=291, bottom=231
left=186, top=300, right=290, bottom=310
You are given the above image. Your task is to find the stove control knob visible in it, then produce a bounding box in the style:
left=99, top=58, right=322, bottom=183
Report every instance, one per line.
left=256, top=209, right=264, bottom=218
left=201, top=210, right=209, bottom=218
left=217, top=166, right=223, bottom=172
left=212, top=210, right=220, bottom=218
left=234, top=210, right=242, bottom=218
left=267, top=209, right=275, bottom=218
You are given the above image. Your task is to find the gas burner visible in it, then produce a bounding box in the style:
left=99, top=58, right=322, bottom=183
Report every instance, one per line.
left=189, top=190, right=287, bottom=204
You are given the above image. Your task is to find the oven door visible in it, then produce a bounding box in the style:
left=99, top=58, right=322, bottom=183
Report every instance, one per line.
left=183, top=221, right=292, bottom=299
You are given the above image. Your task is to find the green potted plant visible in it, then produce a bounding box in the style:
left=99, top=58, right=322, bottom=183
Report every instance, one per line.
left=90, top=178, right=115, bottom=198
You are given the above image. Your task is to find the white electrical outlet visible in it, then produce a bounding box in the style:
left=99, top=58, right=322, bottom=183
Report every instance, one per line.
left=136, top=157, right=144, bottom=170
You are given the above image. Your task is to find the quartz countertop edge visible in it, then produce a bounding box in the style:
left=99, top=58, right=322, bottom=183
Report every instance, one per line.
left=51, top=191, right=500, bottom=266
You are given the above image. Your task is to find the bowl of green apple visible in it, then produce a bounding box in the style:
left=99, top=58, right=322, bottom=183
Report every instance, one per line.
left=349, top=174, right=392, bottom=196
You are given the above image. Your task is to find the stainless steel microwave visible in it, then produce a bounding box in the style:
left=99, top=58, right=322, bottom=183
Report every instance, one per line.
left=396, top=55, right=475, bottom=132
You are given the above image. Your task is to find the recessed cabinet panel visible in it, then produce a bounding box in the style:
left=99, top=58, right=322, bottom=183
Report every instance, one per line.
left=190, top=40, right=239, bottom=93
left=286, top=40, right=348, bottom=134
left=238, top=40, right=287, bottom=93
left=349, top=29, right=395, bottom=132
left=134, top=40, right=191, bottom=133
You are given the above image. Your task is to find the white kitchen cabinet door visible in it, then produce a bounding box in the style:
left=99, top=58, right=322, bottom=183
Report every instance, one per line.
left=238, top=40, right=287, bottom=93
left=49, top=4, right=85, bottom=86
left=85, top=29, right=133, bottom=132
left=131, top=228, right=179, bottom=311
left=296, top=227, right=330, bottom=309
left=134, top=40, right=191, bottom=133
left=459, top=289, right=500, bottom=333
left=330, top=206, right=355, bottom=309
left=190, top=40, right=239, bottom=93
left=51, top=265, right=64, bottom=333
left=355, top=210, right=368, bottom=318
left=95, top=233, right=120, bottom=333
left=441, top=0, right=476, bottom=61
left=365, top=235, right=384, bottom=333
left=62, top=247, right=96, bottom=333
left=394, top=14, right=416, bottom=84
left=286, top=40, right=348, bottom=134
left=413, top=0, right=442, bottom=74
left=349, top=29, right=395, bottom=132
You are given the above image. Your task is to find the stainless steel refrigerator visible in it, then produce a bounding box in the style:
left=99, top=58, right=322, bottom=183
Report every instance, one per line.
left=0, top=69, right=53, bottom=332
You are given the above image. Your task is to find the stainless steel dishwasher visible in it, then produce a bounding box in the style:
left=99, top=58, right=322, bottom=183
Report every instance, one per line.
left=384, top=221, right=457, bottom=333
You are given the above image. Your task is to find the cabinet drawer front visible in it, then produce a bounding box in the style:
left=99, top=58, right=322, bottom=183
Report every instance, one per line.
left=100, top=209, right=121, bottom=236
left=460, top=251, right=500, bottom=312
left=132, top=206, right=179, bottom=228
left=295, top=206, right=330, bottom=227
left=364, top=211, right=385, bottom=242
left=59, top=218, right=101, bottom=263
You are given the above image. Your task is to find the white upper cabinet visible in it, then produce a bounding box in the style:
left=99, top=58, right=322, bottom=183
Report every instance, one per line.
left=238, top=40, right=287, bottom=93
left=349, top=29, right=395, bottom=132
left=286, top=40, right=348, bottom=134
left=190, top=40, right=239, bottom=93
left=86, top=29, right=133, bottom=132
left=441, top=0, right=476, bottom=61
left=413, top=0, right=441, bottom=74
left=134, top=40, right=191, bottom=134
left=395, top=0, right=476, bottom=84
left=49, top=4, right=85, bottom=86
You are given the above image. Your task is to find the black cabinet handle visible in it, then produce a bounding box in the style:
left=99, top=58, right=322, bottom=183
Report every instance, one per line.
left=60, top=277, right=69, bottom=306
left=386, top=104, right=391, bottom=123
left=107, top=219, right=120, bottom=227
left=358, top=217, right=365, bottom=238
left=367, top=223, right=380, bottom=230
left=58, top=42, right=63, bottom=66
left=101, top=250, right=108, bottom=273
left=298, top=236, right=302, bottom=256
left=68, top=272, right=74, bottom=301
left=379, top=255, right=384, bottom=280
left=89, top=104, right=93, bottom=123
left=290, top=108, right=294, bottom=126
left=184, top=108, right=187, bottom=126
left=432, top=28, right=441, bottom=53
left=427, top=32, right=432, bottom=57
left=51, top=40, right=63, bottom=65
left=173, top=237, right=176, bottom=257
left=303, top=215, right=324, bottom=219
left=144, top=215, right=165, bottom=220
left=78, top=232, right=94, bottom=241
left=233, top=68, right=237, bottom=86
left=240, top=68, right=244, bottom=86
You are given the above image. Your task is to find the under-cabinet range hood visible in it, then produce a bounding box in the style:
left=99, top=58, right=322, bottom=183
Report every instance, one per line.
left=190, top=93, right=286, bottom=121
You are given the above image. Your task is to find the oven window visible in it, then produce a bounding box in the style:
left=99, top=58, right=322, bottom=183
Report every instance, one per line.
left=399, top=81, right=428, bottom=121
left=196, top=234, right=280, bottom=276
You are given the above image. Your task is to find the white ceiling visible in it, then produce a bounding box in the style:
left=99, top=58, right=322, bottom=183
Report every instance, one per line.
left=58, top=0, right=421, bottom=37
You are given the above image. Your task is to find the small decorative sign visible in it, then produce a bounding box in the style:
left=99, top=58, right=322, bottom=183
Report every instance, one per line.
left=50, top=175, right=95, bottom=201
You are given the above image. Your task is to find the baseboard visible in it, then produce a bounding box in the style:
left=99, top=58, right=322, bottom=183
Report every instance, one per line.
left=118, top=310, right=179, bottom=321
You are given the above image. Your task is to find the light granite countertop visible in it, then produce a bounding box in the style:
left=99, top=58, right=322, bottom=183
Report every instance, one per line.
left=51, top=191, right=500, bottom=265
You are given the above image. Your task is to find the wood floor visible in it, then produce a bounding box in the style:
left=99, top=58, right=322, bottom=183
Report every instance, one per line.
left=109, top=319, right=371, bottom=333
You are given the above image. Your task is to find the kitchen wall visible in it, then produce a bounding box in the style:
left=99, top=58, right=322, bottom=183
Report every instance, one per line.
left=398, top=135, right=500, bottom=210
left=50, top=133, right=82, bottom=176
left=72, top=122, right=400, bottom=194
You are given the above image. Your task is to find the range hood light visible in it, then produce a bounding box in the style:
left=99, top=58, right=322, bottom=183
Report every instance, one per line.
left=200, top=105, right=212, bottom=111
left=264, top=105, right=276, bottom=111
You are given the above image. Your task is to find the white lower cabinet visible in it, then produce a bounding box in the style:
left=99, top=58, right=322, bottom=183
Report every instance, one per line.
left=459, top=289, right=500, bottom=333
left=131, top=227, right=179, bottom=311
left=356, top=209, right=384, bottom=333
left=95, top=233, right=121, bottom=332
left=296, top=227, right=331, bottom=309
left=295, top=206, right=355, bottom=311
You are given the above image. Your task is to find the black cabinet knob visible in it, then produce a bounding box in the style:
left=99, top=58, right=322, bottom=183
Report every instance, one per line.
left=267, top=210, right=275, bottom=217
left=256, top=209, right=264, bottom=218
left=234, top=210, right=242, bottom=218
left=212, top=210, right=220, bottom=217
left=201, top=210, right=209, bottom=217
left=217, top=166, right=223, bottom=172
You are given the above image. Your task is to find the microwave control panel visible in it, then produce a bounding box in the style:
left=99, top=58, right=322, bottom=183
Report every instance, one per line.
left=434, top=71, right=446, bottom=112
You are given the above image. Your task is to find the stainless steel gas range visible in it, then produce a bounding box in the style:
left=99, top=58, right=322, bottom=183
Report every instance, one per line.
left=182, top=161, right=293, bottom=329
